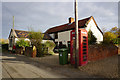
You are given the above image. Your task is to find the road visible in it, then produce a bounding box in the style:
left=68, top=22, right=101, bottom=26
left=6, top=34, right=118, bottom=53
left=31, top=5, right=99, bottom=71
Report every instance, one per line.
left=1, top=52, right=99, bottom=79
left=2, top=53, right=67, bottom=79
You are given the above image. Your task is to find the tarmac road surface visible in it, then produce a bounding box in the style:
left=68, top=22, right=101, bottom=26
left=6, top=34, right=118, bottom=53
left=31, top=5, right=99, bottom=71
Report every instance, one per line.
left=1, top=52, right=98, bottom=79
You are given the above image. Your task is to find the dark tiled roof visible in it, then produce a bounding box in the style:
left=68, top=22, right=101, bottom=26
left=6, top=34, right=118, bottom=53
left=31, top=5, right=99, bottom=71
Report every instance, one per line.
left=14, top=30, right=53, bottom=40
left=45, top=16, right=103, bottom=35
left=45, top=16, right=91, bottom=34
left=15, top=30, right=29, bottom=38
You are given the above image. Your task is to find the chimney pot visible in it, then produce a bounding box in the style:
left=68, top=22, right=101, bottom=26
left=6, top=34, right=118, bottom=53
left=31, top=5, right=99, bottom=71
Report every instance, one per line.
left=69, top=17, right=74, bottom=23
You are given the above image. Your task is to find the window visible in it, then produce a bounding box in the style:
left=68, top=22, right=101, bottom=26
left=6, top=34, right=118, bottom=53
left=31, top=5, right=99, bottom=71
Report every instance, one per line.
left=9, top=39, right=12, bottom=47
left=54, top=33, right=58, bottom=39
left=9, top=36, right=13, bottom=47
left=59, top=42, right=62, bottom=45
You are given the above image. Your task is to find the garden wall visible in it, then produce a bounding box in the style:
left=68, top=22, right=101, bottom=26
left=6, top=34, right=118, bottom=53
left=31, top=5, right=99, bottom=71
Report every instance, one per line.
left=88, top=44, right=118, bottom=61
left=25, top=47, right=33, bottom=57
left=15, top=47, right=36, bottom=57
left=24, top=47, right=37, bottom=57
left=118, top=47, right=120, bottom=55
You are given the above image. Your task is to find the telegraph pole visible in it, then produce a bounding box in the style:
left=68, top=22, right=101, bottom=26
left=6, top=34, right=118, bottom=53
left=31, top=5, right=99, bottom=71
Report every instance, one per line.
left=13, top=16, right=14, bottom=29
left=75, top=0, right=79, bottom=68
left=12, top=16, right=15, bottom=46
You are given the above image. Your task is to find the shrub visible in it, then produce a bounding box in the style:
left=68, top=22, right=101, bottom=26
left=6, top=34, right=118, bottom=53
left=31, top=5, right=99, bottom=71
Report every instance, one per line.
left=29, top=30, right=44, bottom=57
left=88, top=30, right=97, bottom=45
left=44, top=41, right=55, bottom=55
left=16, top=39, right=30, bottom=47
left=103, top=32, right=117, bottom=44
left=112, top=38, right=120, bottom=44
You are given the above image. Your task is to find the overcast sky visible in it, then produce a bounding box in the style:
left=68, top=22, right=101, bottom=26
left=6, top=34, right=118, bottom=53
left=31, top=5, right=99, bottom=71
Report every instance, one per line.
left=2, top=2, right=118, bottom=39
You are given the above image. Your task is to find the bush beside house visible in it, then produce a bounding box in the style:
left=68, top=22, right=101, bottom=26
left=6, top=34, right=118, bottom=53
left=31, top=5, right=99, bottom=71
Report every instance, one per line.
left=16, top=39, right=30, bottom=47
left=103, top=27, right=120, bottom=45
left=29, top=30, right=45, bottom=57
left=88, top=30, right=97, bottom=45
left=16, top=39, right=30, bottom=54
left=44, top=41, right=55, bottom=55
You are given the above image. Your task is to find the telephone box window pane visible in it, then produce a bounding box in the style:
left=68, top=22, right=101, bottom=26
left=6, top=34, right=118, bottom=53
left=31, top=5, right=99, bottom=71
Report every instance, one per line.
left=83, top=46, right=86, bottom=48
left=83, top=55, right=87, bottom=61
left=83, top=43, right=86, bottom=45
left=83, top=36, right=86, bottom=39
left=83, top=59, right=87, bottom=61
left=83, top=49, right=86, bottom=51
left=83, top=52, right=86, bottom=54
left=83, top=56, right=86, bottom=59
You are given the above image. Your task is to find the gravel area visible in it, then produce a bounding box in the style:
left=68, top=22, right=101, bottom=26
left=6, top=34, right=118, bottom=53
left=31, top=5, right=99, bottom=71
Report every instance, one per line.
left=30, top=53, right=119, bottom=78
left=79, top=55, right=119, bottom=78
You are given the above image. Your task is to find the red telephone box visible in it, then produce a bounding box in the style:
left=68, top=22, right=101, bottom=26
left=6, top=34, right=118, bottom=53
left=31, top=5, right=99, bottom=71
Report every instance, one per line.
left=70, top=29, right=88, bottom=66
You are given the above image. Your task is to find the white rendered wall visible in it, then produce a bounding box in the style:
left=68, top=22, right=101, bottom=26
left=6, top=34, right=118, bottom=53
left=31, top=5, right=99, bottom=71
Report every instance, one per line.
left=15, top=38, right=19, bottom=43
left=55, top=30, right=71, bottom=46
left=50, top=18, right=103, bottom=45
left=50, top=34, right=54, bottom=39
left=24, top=38, right=30, bottom=41
left=85, top=19, right=103, bottom=42
left=14, top=38, right=30, bottom=44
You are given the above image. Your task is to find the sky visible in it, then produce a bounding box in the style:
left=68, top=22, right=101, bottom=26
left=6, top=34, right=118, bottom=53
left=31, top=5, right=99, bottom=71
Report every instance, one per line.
left=1, top=1, right=118, bottom=39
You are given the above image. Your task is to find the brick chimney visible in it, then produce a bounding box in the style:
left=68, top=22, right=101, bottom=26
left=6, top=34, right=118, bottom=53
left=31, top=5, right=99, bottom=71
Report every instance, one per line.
left=69, top=17, right=74, bottom=23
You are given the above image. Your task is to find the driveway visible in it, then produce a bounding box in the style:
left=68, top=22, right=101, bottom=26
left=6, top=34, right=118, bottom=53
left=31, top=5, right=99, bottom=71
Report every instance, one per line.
left=1, top=52, right=98, bottom=79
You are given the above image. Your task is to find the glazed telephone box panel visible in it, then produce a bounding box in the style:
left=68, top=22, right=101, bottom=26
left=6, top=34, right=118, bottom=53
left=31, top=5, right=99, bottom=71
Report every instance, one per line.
left=70, top=29, right=88, bottom=66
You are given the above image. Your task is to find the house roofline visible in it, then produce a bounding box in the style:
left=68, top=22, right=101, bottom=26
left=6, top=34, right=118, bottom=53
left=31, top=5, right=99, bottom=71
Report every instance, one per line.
left=8, top=29, right=18, bottom=39
left=89, top=16, right=103, bottom=35
left=45, top=16, right=103, bottom=35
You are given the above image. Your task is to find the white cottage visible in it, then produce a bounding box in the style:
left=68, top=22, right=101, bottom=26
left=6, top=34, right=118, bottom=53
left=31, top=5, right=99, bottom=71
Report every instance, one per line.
left=45, top=16, right=103, bottom=47
left=8, top=29, right=53, bottom=50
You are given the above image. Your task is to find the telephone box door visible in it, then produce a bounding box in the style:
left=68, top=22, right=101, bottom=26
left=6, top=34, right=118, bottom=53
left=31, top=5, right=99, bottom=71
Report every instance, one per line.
left=70, top=29, right=88, bottom=66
